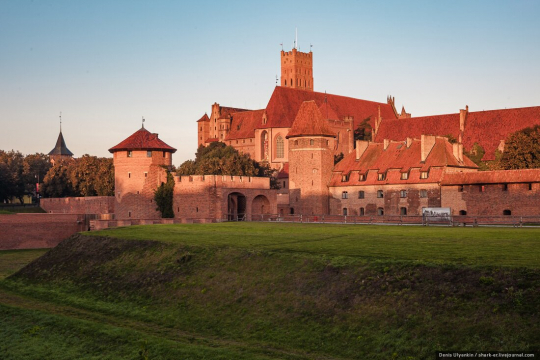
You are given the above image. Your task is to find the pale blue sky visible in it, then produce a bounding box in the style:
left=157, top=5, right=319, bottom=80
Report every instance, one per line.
left=1, top=0, right=539, bottom=165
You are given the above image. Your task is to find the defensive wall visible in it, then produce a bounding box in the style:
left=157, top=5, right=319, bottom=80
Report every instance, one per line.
left=41, top=196, right=114, bottom=214
left=0, top=213, right=86, bottom=250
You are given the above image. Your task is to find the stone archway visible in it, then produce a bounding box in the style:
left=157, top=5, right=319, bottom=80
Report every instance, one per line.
left=252, top=194, right=270, bottom=220
left=228, top=192, right=246, bottom=221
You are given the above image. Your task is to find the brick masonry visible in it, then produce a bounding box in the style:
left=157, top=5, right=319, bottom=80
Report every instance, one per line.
left=0, top=213, right=86, bottom=250
left=41, top=196, right=114, bottom=214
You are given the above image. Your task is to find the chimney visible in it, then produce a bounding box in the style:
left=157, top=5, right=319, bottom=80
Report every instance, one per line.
left=452, top=143, right=463, bottom=162
left=406, top=137, right=413, bottom=147
left=420, top=135, right=436, bottom=162
left=459, top=105, right=468, bottom=133
left=383, top=139, right=390, bottom=150
left=356, top=140, right=369, bottom=160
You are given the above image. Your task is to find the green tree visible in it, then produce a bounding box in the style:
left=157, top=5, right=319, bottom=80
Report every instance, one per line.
left=177, top=142, right=279, bottom=188
left=22, top=153, right=51, bottom=197
left=354, top=117, right=372, bottom=142
left=499, top=125, right=540, bottom=169
left=154, top=172, right=175, bottom=218
left=42, top=161, right=75, bottom=198
left=0, top=150, right=25, bottom=203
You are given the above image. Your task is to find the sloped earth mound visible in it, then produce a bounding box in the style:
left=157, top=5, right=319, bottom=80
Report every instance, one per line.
left=3, top=234, right=540, bottom=359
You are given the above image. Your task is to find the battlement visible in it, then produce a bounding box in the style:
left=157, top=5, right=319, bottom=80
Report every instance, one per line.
left=173, top=175, right=270, bottom=189
left=281, top=49, right=313, bottom=58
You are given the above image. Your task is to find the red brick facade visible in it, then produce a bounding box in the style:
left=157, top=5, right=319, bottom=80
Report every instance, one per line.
left=41, top=196, right=114, bottom=214
left=0, top=214, right=85, bottom=250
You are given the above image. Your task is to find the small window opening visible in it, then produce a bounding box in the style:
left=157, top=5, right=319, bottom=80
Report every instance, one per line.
left=400, top=207, right=407, bottom=215
left=503, top=209, right=512, bottom=215
left=147, top=151, right=152, bottom=157
left=359, top=207, right=365, bottom=216
left=503, top=184, right=508, bottom=191
left=127, top=151, right=132, bottom=158
left=459, top=210, right=467, bottom=215
left=400, top=190, right=407, bottom=198
left=358, top=191, right=364, bottom=199
left=377, top=190, right=383, bottom=198
left=342, top=191, right=348, bottom=199
left=377, top=207, right=384, bottom=216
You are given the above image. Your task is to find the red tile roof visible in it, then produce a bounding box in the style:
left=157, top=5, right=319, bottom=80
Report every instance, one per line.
left=197, top=113, right=210, bottom=122
left=109, top=127, right=177, bottom=153
left=226, top=109, right=265, bottom=140
left=205, top=138, right=219, bottom=143
left=264, top=86, right=397, bottom=130
left=375, top=106, right=540, bottom=161
left=330, top=137, right=477, bottom=186
left=218, top=106, right=250, bottom=119
left=441, top=169, right=540, bottom=185
left=286, top=101, right=337, bottom=138
left=277, top=163, right=289, bottom=179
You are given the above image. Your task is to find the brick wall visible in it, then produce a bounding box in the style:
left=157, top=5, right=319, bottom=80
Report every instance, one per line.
left=41, top=196, right=114, bottom=214
left=0, top=214, right=85, bottom=250
left=441, top=182, right=540, bottom=216
left=114, top=149, right=171, bottom=220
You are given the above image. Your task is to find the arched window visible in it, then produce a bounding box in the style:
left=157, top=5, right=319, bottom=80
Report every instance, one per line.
left=276, top=135, right=284, bottom=158
left=284, top=79, right=287, bottom=86
left=503, top=209, right=512, bottom=215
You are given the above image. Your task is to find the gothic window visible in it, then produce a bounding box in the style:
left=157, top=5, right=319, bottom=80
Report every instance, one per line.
left=276, top=135, right=284, bottom=158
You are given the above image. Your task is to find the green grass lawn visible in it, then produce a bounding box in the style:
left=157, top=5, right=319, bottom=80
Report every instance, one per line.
left=0, top=249, right=48, bottom=280
left=1, top=223, right=539, bottom=359
left=93, top=222, right=540, bottom=268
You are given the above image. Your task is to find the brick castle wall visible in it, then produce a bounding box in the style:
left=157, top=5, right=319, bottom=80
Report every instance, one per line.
left=41, top=196, right=114, bottom=214
left=0, top=214, right=85, bottom=250
left=442, top=182, right=540, bottom=216
left=114, top=150, right=171, bottom=220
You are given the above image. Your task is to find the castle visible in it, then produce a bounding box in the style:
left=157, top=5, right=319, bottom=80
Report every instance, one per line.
left=50, top=45, right=540, bottom=222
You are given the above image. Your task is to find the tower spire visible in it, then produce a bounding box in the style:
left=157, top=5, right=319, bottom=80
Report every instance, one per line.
left=142, top=117, right=145, bottom=129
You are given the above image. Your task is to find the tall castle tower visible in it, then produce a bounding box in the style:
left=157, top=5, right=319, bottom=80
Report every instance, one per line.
left=281, top=48, right=313, bottom=91
left=109, top=126, right=176, bottom=220
left=287, top=101, right=335, bottom=215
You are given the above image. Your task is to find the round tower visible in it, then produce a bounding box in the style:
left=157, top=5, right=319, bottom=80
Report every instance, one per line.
left=109, top=126, right=176, bottom=220
left=287, top=101, right=336, bottom=215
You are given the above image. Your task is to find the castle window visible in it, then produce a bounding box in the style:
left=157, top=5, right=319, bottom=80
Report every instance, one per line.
left=128, top=172, right=131, bottom=179
left=147, top=151, right=152, bottom=157
left=127, top=151, right=132, bottom=158
left=341, top=174, right=349, bottom=182
left=480, top=185, right=485, bottom=192
left=420, top=189, right=428, bottom=198
left=503, top=209, right=512, bottom=215
left=290, top=78, right=292, bottom=86
left=284, top=79, right=287, bottom=86
left=144, top=172, right=148, bottom=178
left=503, top=184, right=508, bottom=191
left=128, top=211, right=131, bottom=218
left=458, top=185, right=464, bottom=192
left=310, top=139, right=314, bottom=145
left=200, top=127, right=202, bottom=131
left=378, top=173, right=386, bottom=181
left=377, top=207, right=384, bottom=216
left=359, top=207, right=365, bottom=216
left=290, top=208, right=294, bottom=215
left=528, top=183, right=533, bottom=190
left=400, top=207, right=407, bottom=215
left=401, top=172, right=409, bottom=180
left=342, top=191, right=348, bottom=199
left=400, top=190, right=407, bottom=198
left=359, top=174, right=366, bottom=181
left=420, top=171, right=429, bottom=179
left=377, top=190, right=384, bottom=198
left=343, top=208, right=348, bottom=216
left=459, top=210, right=467, bottom=215
left=358, top=191, right=364, bottom=199
left=163, top=151, right=166, bottom=158
left=276, top=135, right=284, bottom=158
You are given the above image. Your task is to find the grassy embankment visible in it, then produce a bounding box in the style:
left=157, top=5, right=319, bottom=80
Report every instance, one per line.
left=1, top=223, right=539, bottom=359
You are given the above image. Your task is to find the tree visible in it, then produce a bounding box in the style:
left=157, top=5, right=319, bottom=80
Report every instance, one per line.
left=354, top=117, right=372, bottom=142
left=154, top=172, right=175, bottom=218
left=177, top=142, right=279, bottom=188
left=0, top=150, right=25, bottom=203
left=22, top=153, right=51, bottom=197
left=499, top=125, right=540, bottom=170
left=41, top=161, right=75, bottom=198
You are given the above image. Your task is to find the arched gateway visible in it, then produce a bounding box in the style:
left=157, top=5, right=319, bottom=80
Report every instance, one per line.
left=251, top=194, right=270, bottom=220
left=228, top=192, right=246, bottom=221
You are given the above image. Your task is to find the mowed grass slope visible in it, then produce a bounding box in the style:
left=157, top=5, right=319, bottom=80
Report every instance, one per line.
left=94, top=222, right=540, bottom=268
left=1, top=223, right=539, bottom=359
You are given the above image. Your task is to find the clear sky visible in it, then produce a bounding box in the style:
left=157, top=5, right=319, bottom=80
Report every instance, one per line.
left=1, top=0, right=539, bottom=166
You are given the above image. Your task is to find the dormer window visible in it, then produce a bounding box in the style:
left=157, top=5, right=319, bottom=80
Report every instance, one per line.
left=401, top=172, right=409, bottom=180
left=341, top=174, right=349, bottom=182
left=359, top=173, right=366, bottom=181
left=378, top=173, right=386, bottom=181
left=420, top=171, right=429, bottom=179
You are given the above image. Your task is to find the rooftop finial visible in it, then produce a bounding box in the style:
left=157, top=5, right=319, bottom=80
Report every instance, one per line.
left=295, top=27, right=298, bottom=49
left=59, top=112, right=62, bottom=132
left=275, top=75, right=278, bottom=86
left=142, top=116, right=145, bottom=129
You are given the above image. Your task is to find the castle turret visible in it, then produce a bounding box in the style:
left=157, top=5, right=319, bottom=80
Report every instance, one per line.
left=48, top=131, right=73, bottom=165
left=281, top=48, right=313, bottom=91
left=109, top=126, right=176, bottom=220
left=287, top=101, right=336, bottom=215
